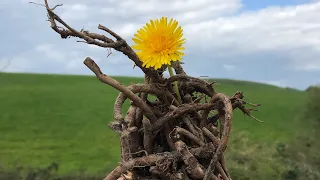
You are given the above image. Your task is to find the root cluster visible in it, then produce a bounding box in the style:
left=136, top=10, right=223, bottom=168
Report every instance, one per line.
left=40, top=1, right=261, bottom=179
left=85, top=58, right=261, bottom=180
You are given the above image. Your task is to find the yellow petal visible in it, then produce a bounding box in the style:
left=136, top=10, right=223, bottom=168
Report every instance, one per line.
left=131, top=17, right=185, bottom=69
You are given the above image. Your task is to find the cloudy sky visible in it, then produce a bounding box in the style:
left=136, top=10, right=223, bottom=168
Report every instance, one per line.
left=1, top=0, right=319, bottom=90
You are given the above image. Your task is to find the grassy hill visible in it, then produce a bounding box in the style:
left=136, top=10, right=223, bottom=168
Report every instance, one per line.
left=0, top=72, right=317, bottom=179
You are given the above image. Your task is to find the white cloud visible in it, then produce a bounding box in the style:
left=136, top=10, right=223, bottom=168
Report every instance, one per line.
left=295, top=63, right=320, bottom=71
left=0, top=56, right=30, bottom=72
left=113, top=23, right=141, bottom=40
left=60, top=4, right=90, bottom=21
left=35, top=44, right=66, bottom=62
left=183, top=2, right=320, bottom=72
left=1, top=0, right=320, bottom=89
left=104, top=0, right=241, bottom=20
left=185, top=2, right=320, bottom=50
left=223, top=64, right=236, bottom=71
left=0, top=58, right=10, bottom=71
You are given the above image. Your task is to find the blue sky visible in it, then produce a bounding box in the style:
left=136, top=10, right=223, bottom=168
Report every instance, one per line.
left=0, top=0, right=319, bottom=90
left=242, top=0, right=310, bottom=10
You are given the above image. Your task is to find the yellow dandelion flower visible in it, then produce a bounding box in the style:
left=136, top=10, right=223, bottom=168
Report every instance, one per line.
left=132, top=17, right=186, bottom=70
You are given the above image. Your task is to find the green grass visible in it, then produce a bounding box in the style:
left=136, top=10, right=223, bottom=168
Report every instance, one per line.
left=0, top=72, right=309, bottom=176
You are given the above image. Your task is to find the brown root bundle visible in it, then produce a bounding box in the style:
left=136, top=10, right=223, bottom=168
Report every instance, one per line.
left=39, top=1, right=262, bottom=179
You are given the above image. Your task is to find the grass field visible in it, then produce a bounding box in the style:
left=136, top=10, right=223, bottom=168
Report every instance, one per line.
left=0, top=72, right=317, bottom=179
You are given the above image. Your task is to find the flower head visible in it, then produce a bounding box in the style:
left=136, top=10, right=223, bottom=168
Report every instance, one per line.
left=132, top=17, right=186, bottom=70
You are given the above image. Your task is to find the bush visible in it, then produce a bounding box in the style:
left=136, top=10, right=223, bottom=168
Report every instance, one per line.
left=305, top=86, right=320, bottom=124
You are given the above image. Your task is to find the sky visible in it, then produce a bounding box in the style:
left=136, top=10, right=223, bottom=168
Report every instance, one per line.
left=0, top=0, right=320, bottom=90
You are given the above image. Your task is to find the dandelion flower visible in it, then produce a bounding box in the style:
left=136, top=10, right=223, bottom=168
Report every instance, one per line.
left=132, top=17, right=186, bottom=70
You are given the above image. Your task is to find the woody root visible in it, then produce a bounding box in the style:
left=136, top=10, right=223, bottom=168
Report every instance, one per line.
left=39, top=0, right=262, bottom=179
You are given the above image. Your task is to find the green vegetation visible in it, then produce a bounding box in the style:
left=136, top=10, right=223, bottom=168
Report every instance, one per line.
left=0, top=72, right=318, bottom=179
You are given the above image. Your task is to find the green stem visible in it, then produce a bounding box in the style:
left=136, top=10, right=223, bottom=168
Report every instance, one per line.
left=168, top=65, right=182, bottom=104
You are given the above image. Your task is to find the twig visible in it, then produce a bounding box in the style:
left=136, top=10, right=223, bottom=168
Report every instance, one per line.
left=204, top=93, right=233, bottom=180
left=152, top=103, right=219, bottom=132
left=120, top=131, right=131, bottom=163
left=128, top=84, right=178, bottom=106
left=183, top=93, right=203, bottom=125
left=120, top=144, right=215, bottom=170
left=150, top=166, right=171, bottom=179
left=127, top=129, right=143, bottom=157
left=52, top=4, right=63, bottom=10
left=134, top=108, right=143, bottom=128
left=83, top=57, right=157, bottom=122
left=216, top=163, right=229, bottom=180
left=42, top=0, right=162, bottom=81
left=202, top=127, right=231, bottom=179
left=171, top=61, right=187, bottom=75
left=194, top=125, right=205, bottom=143
left=29, top=2, right=46, bottom=7
left=142, top=118, right=153, bottom=154
left=179, top=78, right=216, bottom=97
left=169, top=105, right=199, bottom=138
left=220, top=154, right=231, bottom=179
left=175, top=141, right=205, bottom=179
left=113, top=83, right=179, bottom=123
left=104, top=143, right=216, bottom=179
left=104, top=165, right=124, bottom=180
left=125, top=105, right=137, bottom=127
left=114, top=93, right=126, bottom=121
left=207, top=124, right=219, bottom=137
left=98, top=24, right=123, bottom=41
left=44, top=1, right=122, bottom=48
left=108, top=121, right=123, bottom=134
left=175, top=127, right=205, bottom=146
left=164, top=123, right=176, bottom=151
left=239, top=106, right=265, bottom=123
left=202, top=127, right=220, bottom=148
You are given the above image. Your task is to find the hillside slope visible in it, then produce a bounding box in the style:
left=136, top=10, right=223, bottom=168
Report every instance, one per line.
left=0, top=72, right=308, bottom=177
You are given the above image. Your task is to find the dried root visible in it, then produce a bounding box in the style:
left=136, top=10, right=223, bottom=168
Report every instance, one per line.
left=40, top=1, right=262, bottom=179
